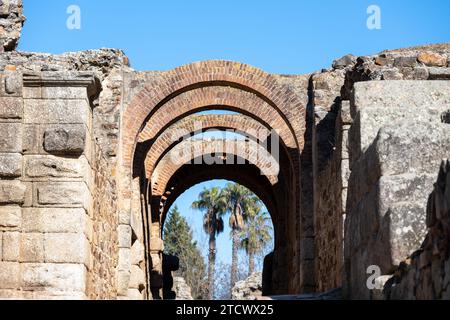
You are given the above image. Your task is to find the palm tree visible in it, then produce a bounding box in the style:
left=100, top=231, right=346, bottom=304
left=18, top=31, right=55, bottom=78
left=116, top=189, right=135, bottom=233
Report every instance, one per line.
left=192, top=187, right=227, bottom=300
left=239, top=204, right=273, bottom=276
left=222, top=183, right=255, bottom=291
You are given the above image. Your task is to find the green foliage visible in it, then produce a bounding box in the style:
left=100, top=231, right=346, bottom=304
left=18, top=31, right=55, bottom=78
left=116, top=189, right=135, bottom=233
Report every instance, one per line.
left=192, top=187, right=227, bottom=236
left=192, top=186, right=228, bottom=300
left=238, top=202, right=273, bottom=275
left=163, top=205, right=207, bottom=299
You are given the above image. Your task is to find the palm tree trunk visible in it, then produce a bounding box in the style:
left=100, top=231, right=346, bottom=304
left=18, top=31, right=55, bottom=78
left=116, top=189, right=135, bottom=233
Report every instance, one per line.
left=249, top=252, right=255, bottom=276
left=208, top=231, right=216, bottom=300
left=230, top=228, right=239, bottom=294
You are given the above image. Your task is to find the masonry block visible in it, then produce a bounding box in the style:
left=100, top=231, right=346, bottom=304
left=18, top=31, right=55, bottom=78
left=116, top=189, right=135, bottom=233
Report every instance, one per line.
left=0, top=123, right=22, bottom=152
left=2, top=232, right=20, bottom=261
left=0, top=206, right=21, bottom=230
left=131, top=241, right=145, bottom=266
left=0, top=181, right=26, bottom=205
left=0, top=262, right=20, bottom=289
left=43, top=124, right=87, bottom=155
left=23, top=99, right=90, bottom=124
left=2, top=72, right=23, bottom=96
left=0, top=97, right=23, bottom=119
left=117, top=270, right=131, bottom=296
left=22, top=208, right=88, bottom=234
left=351, top=81, right=450, bottom=150
left=20, top=233, right=44, bottom=263
left=129, top=265, right=145, bottom=290
left=44, top=233, right=90, bottom=266
left=0, top=153, right=22, bottom=177
left=24, top=155, right=85, bottom=180
left=35, top=182, right=90, bottom=208
left=22, top=263, right=87, bottom=293
left=118, top=225, right=132, bottom=248
left=118, top=248, right=131, bottom=272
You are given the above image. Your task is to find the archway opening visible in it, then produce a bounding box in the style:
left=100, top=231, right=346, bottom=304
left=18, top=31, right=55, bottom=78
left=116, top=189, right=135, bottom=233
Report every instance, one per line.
left=162, top=180, right=275, bottom=300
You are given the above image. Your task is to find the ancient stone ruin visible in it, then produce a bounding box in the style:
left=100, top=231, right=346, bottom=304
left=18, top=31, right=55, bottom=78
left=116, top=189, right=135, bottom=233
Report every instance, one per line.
left=0, top=0, right=449, bottom=300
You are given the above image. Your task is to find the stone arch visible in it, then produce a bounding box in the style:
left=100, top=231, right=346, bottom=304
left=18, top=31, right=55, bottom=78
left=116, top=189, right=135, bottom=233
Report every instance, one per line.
left=151, top=139, right=280, bottom=196
left=137, top=86, right=296, bottom=148
left=122, top=60, right=306, bottom=172
left=121, top=60, right=306, bottom=299
left=143, top=114, right=271, bottom=178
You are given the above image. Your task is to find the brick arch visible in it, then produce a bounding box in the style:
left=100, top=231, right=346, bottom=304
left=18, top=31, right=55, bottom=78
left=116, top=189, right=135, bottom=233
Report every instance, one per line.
left=123, top=60, right=306, bottom=172
left=143, top=114, right=271, bottom=178
left=151, top=139, right=280, bottom=196
left=137, top=86, right=296, bottom=150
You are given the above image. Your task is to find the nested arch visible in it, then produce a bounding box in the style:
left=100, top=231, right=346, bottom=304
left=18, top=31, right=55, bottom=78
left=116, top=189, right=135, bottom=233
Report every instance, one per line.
left=137, top=86, right=296, bottom=149
left=151, top=139, right=280, bottom=196
left=122, top=60, right=306, bottom=296
left=123, top=60, right=306, bottom=173
left=143, top=114, right=271, bottom=178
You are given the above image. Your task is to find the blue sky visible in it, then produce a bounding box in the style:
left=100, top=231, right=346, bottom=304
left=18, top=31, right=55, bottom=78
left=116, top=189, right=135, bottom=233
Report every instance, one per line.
left=20, top=0, right=450, bottom=74
left=18, top=1, right=449, bottom=268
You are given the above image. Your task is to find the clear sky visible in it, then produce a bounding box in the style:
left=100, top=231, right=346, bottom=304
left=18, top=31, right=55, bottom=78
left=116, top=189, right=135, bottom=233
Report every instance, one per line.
left=20, top=0, right=450, bottom=75
left=18, top=0, right=449, bottom=268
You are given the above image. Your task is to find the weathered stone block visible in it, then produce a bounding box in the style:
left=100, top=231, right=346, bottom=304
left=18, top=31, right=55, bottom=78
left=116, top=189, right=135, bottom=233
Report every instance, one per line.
left=332, top=54, right=356, bottom=69
left=2, top=232, right=20, bottom=261
left=150, top=237, right=164, bottom=252
left=428, top=67, right=450, bottom=80
left=375, top=122, right=450, bottom=176
left=117, top=270, right=131, bottom=296
left=24, top=155, right=85, bottom=179
left=118, top=248, right=131, bottom=271
left=119, top=211, right=131, bottom=225
left=382, top=69, right=403, bottom=80
left=35, top=182, right=89, bottom=207
left=44, top=233, right=90, bottom=266
left=118, top=225, right=132, bottom=248
left=39, top=87, right=89, bottom=100
left=0, top=181, right=26, bottom=204
left=0, top=97, right=22, bottom=119
left=127, top=289, right=144, bottom=300
left=0, top=123, right=22, bottom=152
left=2, top=72, right=23, bottom=96
left=0, top=153, right=22, bottom=177
left=418, top=52, right=447, bottom=67
left=22, top=263, right=86, bottom=293
left=393, top=56, right=417, bottom=68
left=131, top=241, right=145, bottom=266
left=352, top=80, right=450, bottom=116
left=0, top=206, right=21, bottom=230
left=388, top=203, right=429, bottom=266
left=22, top=124, right=40, bottom=154
left=23, top=99, right=89, bottom=124
left=129, top=265, right=145, bottom=290
left=22, top=208, right=88, bottom=234
left=20, top=233, right=44, bottom=263
left=43, top=125, right=86, bottom=155
left=0, top=262, right=20, bottom=289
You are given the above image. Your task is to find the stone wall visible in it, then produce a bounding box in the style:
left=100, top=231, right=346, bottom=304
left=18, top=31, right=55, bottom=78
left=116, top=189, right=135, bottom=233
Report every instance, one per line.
left=344, top=81, right=450, bottom=299
left=232, top=273, right=263, bottom=300
left=311, top=69, right=346, bottom=292
left=384, top=160, right=450, bottom=300
left=0, top=0, right=25, bottom=52
left=0, top=70, right=97, bottom=299
left=87, top=145, right=119, bottom=299
left=1, top=0, right=450, bottom=300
